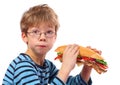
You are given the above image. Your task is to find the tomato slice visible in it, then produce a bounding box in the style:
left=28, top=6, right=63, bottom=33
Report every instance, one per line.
left=81, top=56, right=95, bottom=61
left=97, top=63, right=108, bottom=69
left=77, top=57, right=82, bottom=61
left=82, top=56, right=90, bottom=60
left=54, top=54, right=63, bottom=60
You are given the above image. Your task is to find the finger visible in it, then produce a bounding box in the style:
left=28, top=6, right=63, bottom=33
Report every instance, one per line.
left=87, top=46, right=102, bottom=55
left=74, top=49, right=80, bottom=57
left=64, top=44, right=72, bottom=53
left=64, top=44, right=78, bottom=53
left=86, top=46, right=91, bottom=48
left=96, top=50, right=102, bottom=55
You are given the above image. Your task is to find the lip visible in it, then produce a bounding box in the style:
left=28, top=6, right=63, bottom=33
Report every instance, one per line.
left=37, top=45, right=47, bottom=47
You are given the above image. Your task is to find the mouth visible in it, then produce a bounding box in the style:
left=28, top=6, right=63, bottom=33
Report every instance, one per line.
left=38, top=45, right=47, bottom=48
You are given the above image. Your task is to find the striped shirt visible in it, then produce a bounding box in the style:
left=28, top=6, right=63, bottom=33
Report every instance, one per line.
left=2, top=53, right=92, bottom=85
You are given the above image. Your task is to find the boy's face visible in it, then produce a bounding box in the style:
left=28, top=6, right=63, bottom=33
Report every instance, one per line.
left=22, top=23, right=57, bottom=55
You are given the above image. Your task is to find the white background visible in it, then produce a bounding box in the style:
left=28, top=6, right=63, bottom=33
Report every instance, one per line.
left=0, top=0, right=120, bottom=84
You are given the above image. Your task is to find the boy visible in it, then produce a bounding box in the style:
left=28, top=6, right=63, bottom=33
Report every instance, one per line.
left=2, top=4, right=100, bottom=85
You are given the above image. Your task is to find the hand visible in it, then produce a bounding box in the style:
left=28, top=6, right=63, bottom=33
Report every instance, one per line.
left=57, top=44, right=79, bottom=83
left=86, top=46, right=102, bottom=55
left=62, top=44, right=79, bottom=71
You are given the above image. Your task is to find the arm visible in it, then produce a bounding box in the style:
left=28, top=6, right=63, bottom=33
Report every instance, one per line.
left=57, top=65, right=92, bottom=85
left=57, top=44, right=79, bottom=83
left=80, top=65, right=92, bottom=83
left=50, top=62, right=92, bottom=85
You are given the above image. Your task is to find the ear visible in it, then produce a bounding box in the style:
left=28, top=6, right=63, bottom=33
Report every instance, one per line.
left=21, top=32, right=28, bottom=44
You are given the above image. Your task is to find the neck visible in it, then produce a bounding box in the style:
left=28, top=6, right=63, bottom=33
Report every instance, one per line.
left=25, top=49, right=45, bottom=66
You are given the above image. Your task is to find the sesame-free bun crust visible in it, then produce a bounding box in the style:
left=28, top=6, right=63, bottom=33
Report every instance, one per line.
left=55, top=45, right=104, bottom=60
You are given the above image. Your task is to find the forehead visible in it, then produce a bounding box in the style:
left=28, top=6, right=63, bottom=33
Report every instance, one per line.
left=29, top=22, right=55, bottom=30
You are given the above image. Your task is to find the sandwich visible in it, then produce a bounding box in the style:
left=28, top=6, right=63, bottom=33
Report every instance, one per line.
left=54, top=45, right=108, bottom=74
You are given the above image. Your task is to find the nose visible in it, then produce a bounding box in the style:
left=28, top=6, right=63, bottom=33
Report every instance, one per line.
left=38, top=33, right=46, bottom=41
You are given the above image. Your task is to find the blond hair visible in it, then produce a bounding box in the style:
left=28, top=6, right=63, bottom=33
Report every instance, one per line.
left=20, top=4, right=60, bottom=34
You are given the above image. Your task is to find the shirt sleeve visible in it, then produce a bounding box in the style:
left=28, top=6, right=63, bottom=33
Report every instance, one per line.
left=50, top=76, right=65, bottom=85
left=50, top=74, right=92, bottom=85
left=66, top=74, right=92, bottom=85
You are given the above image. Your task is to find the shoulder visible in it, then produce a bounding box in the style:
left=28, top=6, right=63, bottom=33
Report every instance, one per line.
left=12, top=53, right=33, bottom=64
left=15, top=53, right=36, bottom=68
left=9, top=53, right=36, bottom=71
left=3, top=53, right=37, bottom=81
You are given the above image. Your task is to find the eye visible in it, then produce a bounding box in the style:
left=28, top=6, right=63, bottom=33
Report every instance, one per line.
left=46, top=30, right=54, bottom=34
left=33, top=30, right=40, bottom=34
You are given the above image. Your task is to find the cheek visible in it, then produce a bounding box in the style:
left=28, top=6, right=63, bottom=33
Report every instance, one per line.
left=53, top=36, right=57, bottom=43
left=48, top=38, right=56, bottom=48
left=27, top=38, right=36, bottom=47
left=51, top=37, right=56, bottom=44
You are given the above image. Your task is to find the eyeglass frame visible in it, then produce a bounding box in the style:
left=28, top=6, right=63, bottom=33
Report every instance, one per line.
left=27, top=30, right=56, bottom=38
